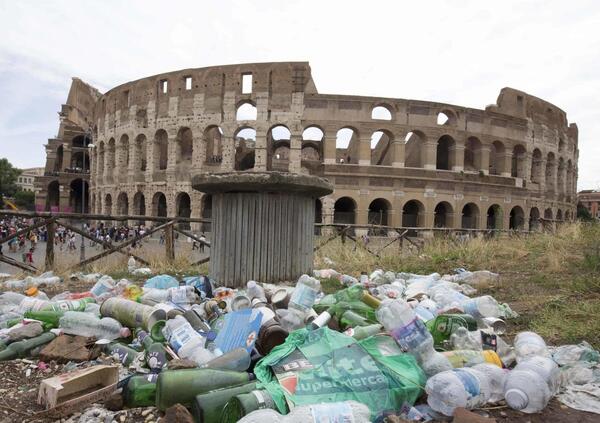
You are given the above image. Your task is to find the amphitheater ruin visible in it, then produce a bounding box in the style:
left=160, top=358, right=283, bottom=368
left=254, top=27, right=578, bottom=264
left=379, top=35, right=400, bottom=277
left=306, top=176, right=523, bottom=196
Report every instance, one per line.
left=35, top=62, right=579, bottom=234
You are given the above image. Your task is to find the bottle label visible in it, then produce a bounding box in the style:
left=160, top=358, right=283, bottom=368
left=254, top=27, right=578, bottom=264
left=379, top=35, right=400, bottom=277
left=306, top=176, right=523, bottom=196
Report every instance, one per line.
left=390, top=317, right=429, bottom=351
left=453, top=369, right=480, bottom=398
left=169, top=323, right=197, bottom=352
left=169, top=287, right=188, bottom=304
left=311, top=402, right=354, bottom=423
left=290, top=284, right=318, bottom=310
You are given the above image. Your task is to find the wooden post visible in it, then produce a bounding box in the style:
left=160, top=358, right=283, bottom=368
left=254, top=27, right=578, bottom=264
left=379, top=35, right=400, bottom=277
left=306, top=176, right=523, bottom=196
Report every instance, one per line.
left=165, top=222, right=175, bottom=262
left=45, top=220, right=55, bottom=270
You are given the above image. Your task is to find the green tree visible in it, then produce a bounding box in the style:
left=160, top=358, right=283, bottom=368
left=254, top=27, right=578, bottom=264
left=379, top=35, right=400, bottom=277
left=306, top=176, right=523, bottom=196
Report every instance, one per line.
left=13, top=189, right=35, bottom=211
left=0, top=158, right=21, bottom=206
left=577, top=201, right=593, bottom=221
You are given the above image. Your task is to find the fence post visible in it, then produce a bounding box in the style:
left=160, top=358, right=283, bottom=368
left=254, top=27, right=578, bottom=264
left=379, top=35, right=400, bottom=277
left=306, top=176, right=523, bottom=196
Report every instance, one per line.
left=45, top=220, right=55, bottom=270
left=165, top=222, right=175, bottom=262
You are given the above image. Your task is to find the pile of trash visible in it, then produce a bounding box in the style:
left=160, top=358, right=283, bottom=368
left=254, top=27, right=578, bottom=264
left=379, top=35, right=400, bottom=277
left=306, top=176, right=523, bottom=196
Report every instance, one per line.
left=1, top=265, right=599, bottom=422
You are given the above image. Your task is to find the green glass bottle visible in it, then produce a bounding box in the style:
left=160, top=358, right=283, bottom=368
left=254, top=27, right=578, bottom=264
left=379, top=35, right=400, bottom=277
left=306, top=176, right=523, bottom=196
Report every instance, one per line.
left=137, top=330, right=168, bottom=370
left=0, top=332, right=56, bottom=361
left=124, top=373, right=159, bottom=407
left=104, top=342, right=140, bottom=365
left=155, top=369, right=255, bottom=410
left=338, top=310, right=370, bottom=330
left=40, top=297, right=96, bottom=312
left=426, top=314, right=478, bottom=348
left=191, top=381, right=257, bottom=423
left=24, top=310, right=64, bottom=328
left=221, top=390, right=277, bottom=422
left=343, top=323, right=384, bottom=340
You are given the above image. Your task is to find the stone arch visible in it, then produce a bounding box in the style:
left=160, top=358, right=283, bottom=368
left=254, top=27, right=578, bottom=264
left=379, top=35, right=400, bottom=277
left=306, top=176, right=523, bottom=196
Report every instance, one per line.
left=545, top=152, right=556, bottom=191
left=544, top=208, right=553, bottom=220
left=565, top=210, right=572, bottom=221
left=556, top=209, right=563, bottom=221
left=72, top=134, right=91, bottom=148
left=315, top=199, right=323, bottom=224
left=152, top=192, right=167, bottom=217
left=116, top=192, right=129, bottom=215
left=201, top=194, right=212, bottom=233
left=368, top=198, right=391, bottom=226
left=370, top=130, right=394, bottom=165
left=234, top=127, right=256, bottom=171
left=135, top=134, right=148, bottom=172
left=176, top=192, right=192, bottom=230
left=107, top=138, right=116, bottom=179
left=402, top=200, right=425, bottom=228
left=104, top=193, right=113, bottom=215
left=486, top=204, right=503, bottom=230
left=531, top=148, right=543, bottom=183
left=557, top=157, right=566, bottom=194
left=46, top=181, right=60, bottom=212
left=176, top=127, right=193, bottom=165
left=204, top=125, right=223, bottom=164
left=489, top=141, right=505, bottom=175
left=269, top=125, right=291, bottom=171
left=335, top=127, right=359, bottom=164
left=96, top=141, right=104, bottom=177
left=437, top=109, right=458, bottom=126
left=404, top=130, right=426, bottom=168
left=133, top=192, right=146, bottom=216
left=333, top=196, right=356, bottom=225
left=236, top=101, right=257, bottom=121
left=302, top=126, right=324, bottom=162
left=529, top=207, right=540, bottom=231
left=153, top=130, right=168, bottom=170
left=461, top=203, right=479, bottom=229
left=509, top=205, right=525, bottom=230
left=69, top=179, right=89, bottom=213
left=54, top=145, right=64, bottom=172
left=371, top=105, right=393, bottom=121
left=464, top=136, right=482, bottom=172
left=511, top=144, right=527, bottom=178
left=70, top=151, right=90, bottom=170
left=118, top=134, right=130, bottom=173
left=436, top=135, right=456, bottom=170
left=434, top=201, right=453, bottom=228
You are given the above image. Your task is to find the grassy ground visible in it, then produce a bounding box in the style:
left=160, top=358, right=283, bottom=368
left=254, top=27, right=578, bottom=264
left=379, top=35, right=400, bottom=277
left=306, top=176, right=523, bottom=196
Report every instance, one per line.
left=315, top=222, right=600, bottom=349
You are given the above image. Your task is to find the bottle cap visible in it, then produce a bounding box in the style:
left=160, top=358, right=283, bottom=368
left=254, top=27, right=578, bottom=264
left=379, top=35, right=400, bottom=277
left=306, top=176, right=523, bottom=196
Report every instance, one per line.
left=505, top=388, right=528, bottom=410
left=120, top=327, right=132, bottom=338
left=25, top=287, right=38, bottom=296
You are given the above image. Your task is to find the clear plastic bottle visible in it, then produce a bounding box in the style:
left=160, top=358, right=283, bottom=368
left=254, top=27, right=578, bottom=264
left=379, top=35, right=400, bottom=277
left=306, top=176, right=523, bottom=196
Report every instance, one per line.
left=0, top=292, right=26, bottom=305
left=288, top=275, right=321, bottom=314
left=246, top=281, right=266, bottom=302
left=128, top=256, right=137, bottom=272
left=167, top=285, right=199, bottom=306
left=461, top=295, right=501, bottom=318
left=471, top=363, right=507, bottom=403
left=504, top=356, right=559, bottom=413
left=376, top=299, right=451, bottom=376
left=426, top=368, right=491, bottom=416
left=513, top=331, right=550, bottom=362
left=237, top=401, right=371, bottom=423
left=59, top=311, right=131, bottom=340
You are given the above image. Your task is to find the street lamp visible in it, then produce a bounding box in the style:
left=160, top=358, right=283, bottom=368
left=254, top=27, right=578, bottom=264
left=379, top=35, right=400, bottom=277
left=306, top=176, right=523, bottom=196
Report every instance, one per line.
left=80, top=129, right=95, bottom=262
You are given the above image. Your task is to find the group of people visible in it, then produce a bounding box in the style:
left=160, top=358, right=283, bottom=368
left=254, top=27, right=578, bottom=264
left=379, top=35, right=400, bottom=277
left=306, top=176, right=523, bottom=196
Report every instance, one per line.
left=0, top=217, right=43, bottom=264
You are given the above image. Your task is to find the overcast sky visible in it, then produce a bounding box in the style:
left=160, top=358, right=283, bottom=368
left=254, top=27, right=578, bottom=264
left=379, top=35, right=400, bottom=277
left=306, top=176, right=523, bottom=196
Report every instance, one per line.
left=0, top=0, right=599, bottom=190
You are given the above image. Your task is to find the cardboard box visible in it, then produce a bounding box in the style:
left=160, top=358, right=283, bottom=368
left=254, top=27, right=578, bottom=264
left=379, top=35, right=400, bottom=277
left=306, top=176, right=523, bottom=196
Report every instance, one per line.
left=37, top=365, right=119, bottom=418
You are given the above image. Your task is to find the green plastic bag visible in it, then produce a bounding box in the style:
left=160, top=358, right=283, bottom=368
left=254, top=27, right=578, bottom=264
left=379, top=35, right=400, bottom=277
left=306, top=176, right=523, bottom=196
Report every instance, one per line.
left=254, top=327, right=425, bottom=419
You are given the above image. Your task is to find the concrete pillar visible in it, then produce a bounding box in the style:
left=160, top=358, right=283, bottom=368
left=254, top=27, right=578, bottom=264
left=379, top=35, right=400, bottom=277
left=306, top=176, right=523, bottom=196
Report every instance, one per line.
left=145, top=139, right=155, bottom=183
left=451, top=145, right=465, bottom=172
left=391, top=140, right=405, bottom=168
left=500, top=152, right=512, bottom=177
left=220, top=128, right=235, bottom=171
left=424, top=141, right=437, bottom=170
left=322, top=196, right=334, bottom=225
left=480, top=145, right=491, bottom=175
left=192, top=130, right=205, bottom=170
left=358, top=137, right=371, bottom=166
left=254, top=132, right=267, bottom=171
left=62, top=144, right=72, bottom=171
left=166, top=132, right=178, bottom=183
left=323, top=133, right=336, bottom=165
left=356, top=194, right=369, bottom=226
left=289, top=133, right=302, bottom=173
left=523, top=152, right=532, bottom=182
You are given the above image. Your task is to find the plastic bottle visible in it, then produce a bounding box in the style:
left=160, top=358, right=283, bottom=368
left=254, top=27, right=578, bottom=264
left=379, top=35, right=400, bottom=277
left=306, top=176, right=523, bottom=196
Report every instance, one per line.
left=90, top=276, right=116, bottom=300
left=426, top=368, right=492, bottom=416
left=24, top=310, right=64, bottom=328
left=41, top=298, right=96, bottom=312
left=376, top=299, right=451, bottom=376
left=427, top=315, right=478, bottom=348
left=59, top=311, right=131, bottom=340
left=237, top=401, right=371, bottom=423
left=288, top=274, right=321, bottom=314
left=461, top=295, right=502, bottom=319
left=246, top=281, right=266, bottom=302
left=201, top=347, right=251, bottom=372
left=0, top=292, right=26, bottom=305
left=164, top=316, right=213, bottom=365
left=128, top=256, right=137, bottom=272
left=471, top=363, right=507, bottom=403
left=504, top=356, right=559, bottom=413
left=443, top=350, right=503, bottom=368
left=18, top=296, right=49, bottom=313
left=155, top=368, right=255, bottom=410
left=167, top=285, right=200, bottom=306
left=513, top=331, right=550, bottom=362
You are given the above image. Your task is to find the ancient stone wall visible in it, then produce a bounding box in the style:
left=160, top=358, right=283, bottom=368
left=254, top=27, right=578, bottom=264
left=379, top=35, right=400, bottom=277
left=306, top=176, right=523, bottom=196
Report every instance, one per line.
left=38, top=62, right=579, bottom=233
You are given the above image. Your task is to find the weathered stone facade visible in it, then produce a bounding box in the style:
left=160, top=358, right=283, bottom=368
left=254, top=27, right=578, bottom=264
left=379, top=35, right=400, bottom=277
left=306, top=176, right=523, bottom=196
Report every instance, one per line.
left=37, top=62, right=578, bottom=232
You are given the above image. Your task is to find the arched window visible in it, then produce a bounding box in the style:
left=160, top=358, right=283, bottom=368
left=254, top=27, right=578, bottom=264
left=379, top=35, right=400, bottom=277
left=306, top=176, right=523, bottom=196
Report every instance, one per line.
left=511, top=145, right=527, bottom=178
left=509, top=206, right=525, bottom=230
left=235, top=127, right=256, bottom=171
left=487, top=204, right=503, bottom=230
left=177, top=127, right=193, bottom=164
left=334, top=197, right=356, bottom=226
left=531, top=149, right=543, bottom=183
left=135, top=134, right=147, bottom=172
left=402, top=200, right=424, bottom=228
left=461, top=203, right=479, bottom=229
left=152, top=192, right=167, bottom=217
left=529, top=207, right=540, bottom=231
left=489, top=141, right=505, bottom=175
left=204, top=126, right=223, bottom=164
left=464, top=137, right=482, bottom=172
left=370, top=130, right=393, bottom=166
left=236, top=102, right=257, bottom=121
left=154, top=130, right=168, bottom=170
left=46, top=181, right=60, bottom=211
left=176, top=192, right=192, bottom=230
left=335, top=128, right=358, bottom=164
left=437, top=110, right=457, bottom=126
left=404, top=131, right=426, bottom=168
left=117, top=192, right=129, bottom=215
left=434, top=202, right=453, bottom=228
left=371, top=105, right=392, bottom=120
left=436, top=135, right=456, bottom=170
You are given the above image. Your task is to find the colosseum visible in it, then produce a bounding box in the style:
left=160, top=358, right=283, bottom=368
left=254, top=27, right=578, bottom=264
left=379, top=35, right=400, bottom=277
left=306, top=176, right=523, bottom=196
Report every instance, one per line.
left=35, top=62, right=579, bottom=234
